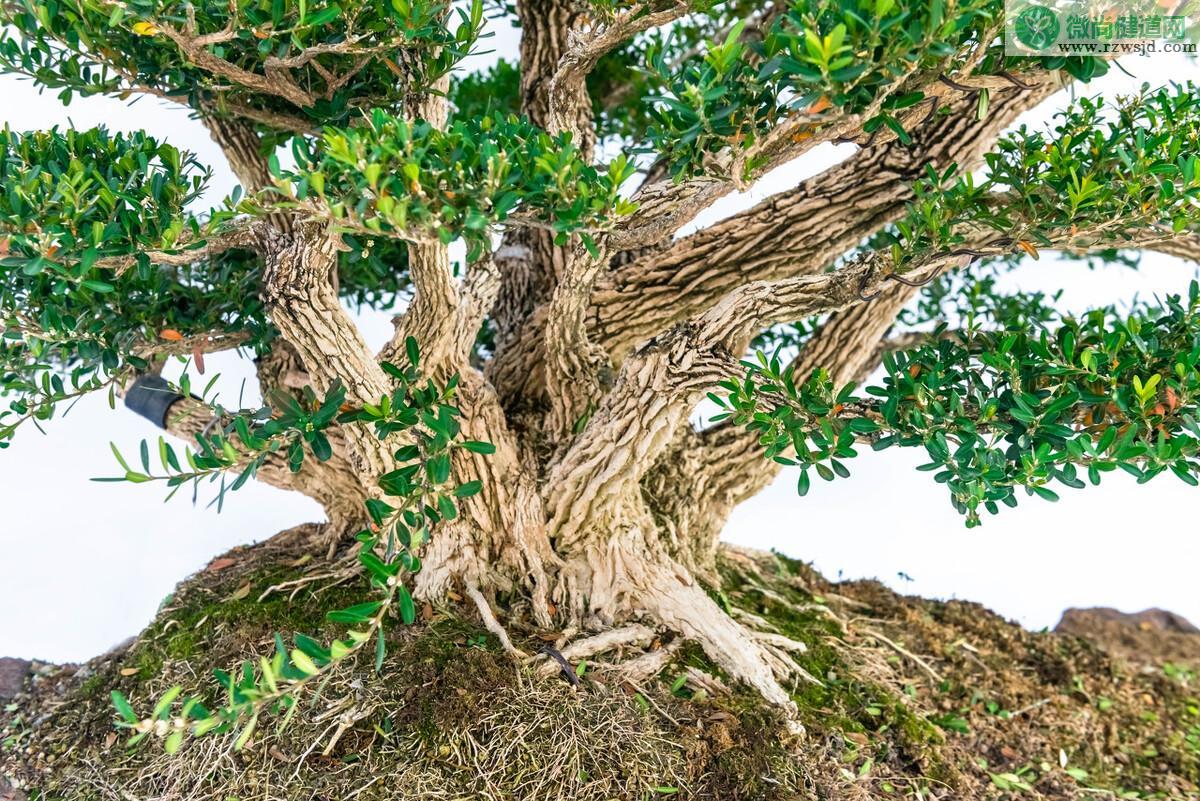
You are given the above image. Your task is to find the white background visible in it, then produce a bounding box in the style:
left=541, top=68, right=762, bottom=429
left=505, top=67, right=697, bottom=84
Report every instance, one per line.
left=1, top=22, right=1198, bottom=662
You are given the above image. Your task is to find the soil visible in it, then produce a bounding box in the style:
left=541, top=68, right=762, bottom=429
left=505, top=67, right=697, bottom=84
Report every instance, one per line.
left=2, top=530, right=1198, bottom=800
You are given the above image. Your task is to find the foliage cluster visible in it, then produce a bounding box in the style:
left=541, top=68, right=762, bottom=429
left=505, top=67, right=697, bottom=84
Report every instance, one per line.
left=887, top=83, right=1200, bottom=271
left=642, top=0, right=1106, bottom=177
left=0, top=0, right=487, bottom=129
left=717, top=281, right=1200, bottom=525
left=279, top=110, right=638, bottom=256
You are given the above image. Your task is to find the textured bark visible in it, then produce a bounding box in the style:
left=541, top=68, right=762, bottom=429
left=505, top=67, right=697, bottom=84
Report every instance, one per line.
left=592, top=80, right=1060, bottom=361
left=637, top=80, right=1063, bottom=558
left=203, top=115, right=274, bottom=194
left=487, top=0, right=600, bottom=417
left=701, top=283, right=919, bottom=514
left=258, top=222, right=397, bottom=479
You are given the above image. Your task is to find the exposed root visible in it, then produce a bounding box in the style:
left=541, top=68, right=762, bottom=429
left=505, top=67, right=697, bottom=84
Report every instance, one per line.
left=601, top=640, right=682, bottom=684
left=750, top=631, right=809, bottom=655
left=682, top=666, right=729, bottom=697
left=256, top=556, right=359, bottom=603
left=730, top=606, right=779, bottom=632
left=465, top=583, right=525, bottom=657
left=637, top=564, right=797, bottom=712
left=536, top=624, right=656, bottom=677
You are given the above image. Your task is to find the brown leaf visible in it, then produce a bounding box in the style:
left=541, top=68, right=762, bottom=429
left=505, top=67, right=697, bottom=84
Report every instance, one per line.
left=159, top=328, right=184, bottom=342
left=421, top=603, right=434, bottom=622
left=193, top=346, right=206, bottom=375
left=446, top=590, right=463, bottom=602
left=229, top=583, right=251, bottom=601
left=119, top=667, right=140, bottom=677
left=808, top=95, right=833, bottom=114
left=207, top=557, right=236, bottom=572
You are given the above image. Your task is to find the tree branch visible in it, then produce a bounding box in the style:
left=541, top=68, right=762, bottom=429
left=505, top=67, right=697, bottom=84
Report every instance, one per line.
left=547, top=1, right=690, bottom=137
left=92, top=221, right=259, bottom=275
left=699, top=283, right=920, bottom=511
left=592, top=78, right=1062, bottom=359
left=258, top=222, right=396, bottom=477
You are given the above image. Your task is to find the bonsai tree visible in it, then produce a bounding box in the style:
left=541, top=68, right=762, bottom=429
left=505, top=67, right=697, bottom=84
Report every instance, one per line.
left=2, top=0, right=1199, bottom=765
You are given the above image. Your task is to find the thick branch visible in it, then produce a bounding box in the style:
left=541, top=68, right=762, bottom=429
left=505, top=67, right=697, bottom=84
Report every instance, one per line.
left=258, top=222, right=395, bottom=476
left=1151, top=234, right=1200, bottom=264
left=592, top=79, right=1061, bottom=360
left=608, top=70, right=1047, bottom=252
left=701, top=283, right=919, bottom=510
left=204, top=115, right=275, bottom=192
left=380, top=241, right=459, bottom=372
left=547, top=1, right=689, bottom=137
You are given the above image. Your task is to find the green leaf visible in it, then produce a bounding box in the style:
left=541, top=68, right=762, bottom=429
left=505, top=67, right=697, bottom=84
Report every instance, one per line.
left=374, top=627, right=387, bottom=673
left=291, top=648, right=320, bottom=676
left=111, top=690, right=138, bottom=724
left=327, top=601, right=383, bottom=624
left=151, top=686, right=181, bottom=720
left=397, top=586, right=416, bottom=625
left=405, top=336, right=420, bottom=368
left=454, top=480, right=483, bottom=497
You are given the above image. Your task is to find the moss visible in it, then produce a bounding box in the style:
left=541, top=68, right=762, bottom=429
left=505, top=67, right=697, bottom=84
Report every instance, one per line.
left=713, top=552, right=951, bottom=786
left=75, top=672, right=107, bottom=699
left=7, top=541, right=1199, bottom=801
left=126, top=560, right=368, bottom=682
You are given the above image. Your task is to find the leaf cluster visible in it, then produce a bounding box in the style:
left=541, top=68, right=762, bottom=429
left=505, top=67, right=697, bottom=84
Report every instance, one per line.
left=277, top=110, right=637, bottom=256
left=111, top=337, right=492, bottom=752
left=0, top=0, right=486, bottom=129
left=717, top=282, right=1200, bottom=526
left=887, top=83, right=1200, bottom=270
left=0, top=126, right=209, bottom=281
left=642, top=0, right=1104, bottom=178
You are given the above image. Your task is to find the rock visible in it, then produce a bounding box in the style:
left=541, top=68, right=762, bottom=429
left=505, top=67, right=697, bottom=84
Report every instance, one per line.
left=0, top=776, right=27, bottom=801
left=1055, top=607, right=1200, bottom=666
left=1057, top=607, right=1199, bottom=635
left=0, top=658, right=31, bottom=700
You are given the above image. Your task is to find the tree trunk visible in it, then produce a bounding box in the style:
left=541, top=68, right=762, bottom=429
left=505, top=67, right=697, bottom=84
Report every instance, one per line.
left=115, top=21, right=1086, bottom=724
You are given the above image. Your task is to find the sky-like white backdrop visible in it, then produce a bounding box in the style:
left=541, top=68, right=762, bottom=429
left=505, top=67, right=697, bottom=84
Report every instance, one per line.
left=1, top=21, right=1197, bottom=662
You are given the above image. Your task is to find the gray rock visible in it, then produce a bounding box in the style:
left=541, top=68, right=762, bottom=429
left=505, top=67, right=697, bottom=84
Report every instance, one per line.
left=0, top=777, right=27, bottom=801
left=0, top=658, right=30, bottom=700
left=1057, top=607, right=1199, bottom=635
